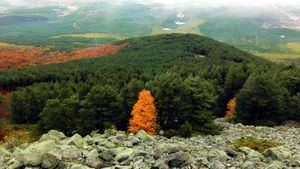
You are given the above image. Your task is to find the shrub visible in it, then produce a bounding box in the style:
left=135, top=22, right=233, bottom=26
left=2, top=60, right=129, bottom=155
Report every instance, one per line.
left=231, top=137, right=282, bottom=153
left=163, top=129, right=180, bottom=138
left=3, top=130, right=38, bottom=146
left=180, top=121, right=193, bottom=138
left=0, top=94, right=3, bottom=104
left=225, top=97, right=236, bottom=121
left=0, top=130, right=5, bottom=142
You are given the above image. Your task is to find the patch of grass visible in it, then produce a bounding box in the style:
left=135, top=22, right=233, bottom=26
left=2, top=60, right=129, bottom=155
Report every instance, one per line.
left=52, top=33, right=126, bottom=41
left=0, top=42, right=32, bottom=48
left=253, top=52, right=300, bottom=66
left=195, top=54, right=206, bottom=59
left=286, top=42, right=300, bottom=52
left=151, top=19, right=205, bottom=35
left=231, top=136, right=282, bottom=153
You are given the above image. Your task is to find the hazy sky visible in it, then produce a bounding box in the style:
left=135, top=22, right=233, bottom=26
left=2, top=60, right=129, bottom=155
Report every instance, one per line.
left=140, top=0, right=300, bottom=7
left=2, top=0, right=300, bottom=8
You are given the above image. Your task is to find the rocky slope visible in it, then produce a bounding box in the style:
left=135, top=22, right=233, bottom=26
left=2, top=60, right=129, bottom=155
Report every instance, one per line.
left=0, top=121, right=299, bottom=169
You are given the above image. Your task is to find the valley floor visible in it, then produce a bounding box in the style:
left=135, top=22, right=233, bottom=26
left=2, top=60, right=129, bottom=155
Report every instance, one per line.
left=0, top=120, right=299, bottom=169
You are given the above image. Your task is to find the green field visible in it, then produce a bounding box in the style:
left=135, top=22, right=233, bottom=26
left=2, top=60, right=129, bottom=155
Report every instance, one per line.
left=151, top=19, right=205, bottom=35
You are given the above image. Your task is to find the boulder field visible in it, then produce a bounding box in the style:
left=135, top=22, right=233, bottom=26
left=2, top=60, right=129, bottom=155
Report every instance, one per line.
left=0, top=121, right=299, bottom=169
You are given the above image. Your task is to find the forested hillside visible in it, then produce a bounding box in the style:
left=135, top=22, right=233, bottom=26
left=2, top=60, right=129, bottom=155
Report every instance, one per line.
left=0, top=34, right=299, bottom=137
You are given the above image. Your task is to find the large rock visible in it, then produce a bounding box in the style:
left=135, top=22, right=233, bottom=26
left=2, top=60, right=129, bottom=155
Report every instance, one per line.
left=240, top=147, right=263, bottom=160
left=290, top=154, right=300, bottom=167
left=15, top=140, right=56, bottom=166
left=167, top=151, right=193, bottom=168
left=242, top=161, right=256, bottom=169
left=115, top=148, right=135, bottom=163
left=6, top=158, right=23, bottom=169
left=70, top=164, right=93, bottom=169
left=155, top=143, right=181, bottom=154
left=85, top=149, right=105, bottom=168
left=0, top=148, right=13, bottom=163
left=265, top=161, right=284, bottom=169
left=99, top=149, right=114, bottom=161
left=41, top=153, right=59, bottom=169
left=39, top=130, right=66, bottom=143
left=264, top=146, right=292, bottom=161
left=210, top=160, right=226, bottom=169
left=61, top=145, right=82, bottom=160
left=135, top=130, right=155, bottom=142
left=153, top=158, right=169, bottom=169
left=68, top=134, right=84, bottom=148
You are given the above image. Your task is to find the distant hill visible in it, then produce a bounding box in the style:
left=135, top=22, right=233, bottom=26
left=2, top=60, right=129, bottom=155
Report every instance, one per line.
left=0, top=33, right=264, bottom=90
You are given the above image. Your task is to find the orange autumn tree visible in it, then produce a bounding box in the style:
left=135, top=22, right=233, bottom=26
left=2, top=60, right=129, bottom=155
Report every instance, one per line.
left=225, top=97, right=237, bottom=121
left=128, top=90, right=158, bottom=135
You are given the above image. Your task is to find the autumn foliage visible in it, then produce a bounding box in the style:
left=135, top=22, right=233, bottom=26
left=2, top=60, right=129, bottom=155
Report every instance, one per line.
left=0, top=44, right=125, bottom=69
left=128, top=90, right=158, bottom=135
left=0, top=130, right=5, bottom=142
left=225, top=97, right=237, bottom=121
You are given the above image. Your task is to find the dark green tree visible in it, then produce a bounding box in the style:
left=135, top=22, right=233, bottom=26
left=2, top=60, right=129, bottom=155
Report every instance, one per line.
left=289, top=93, right=300, bottom=121
left=183, top=76, right=221, bottom=133
left=10, top=92, right=27, bottom=123
left=236, top=74, right=289, bottom=125
left=151, top=72, right=186, bottom=130
left=78, top=85, right=123, bottom=135
left=61, top=95, right=80, bottom=135
left=38, top=99, right=66, bottom=133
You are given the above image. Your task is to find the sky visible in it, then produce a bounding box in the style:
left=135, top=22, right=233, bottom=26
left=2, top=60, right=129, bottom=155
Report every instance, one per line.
left=1, top=0, right=300, bottom=8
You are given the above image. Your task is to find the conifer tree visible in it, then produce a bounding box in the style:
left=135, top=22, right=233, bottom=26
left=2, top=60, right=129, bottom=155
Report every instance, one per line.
left=128, top=90, right=157, bottom=135
left=225, top=97, right=236, bottom=121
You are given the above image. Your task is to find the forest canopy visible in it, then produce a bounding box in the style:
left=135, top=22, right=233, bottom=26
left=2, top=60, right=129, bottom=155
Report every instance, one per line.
left=1, top=34, right=299, bottom=136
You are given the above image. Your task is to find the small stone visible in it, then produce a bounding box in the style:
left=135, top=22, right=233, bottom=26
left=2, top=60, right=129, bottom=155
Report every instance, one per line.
left=210, top=160, right=226, bottom=169
left=225, top=148, right=238, bottom=157
left=131, top=136, right=139, bottom=146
